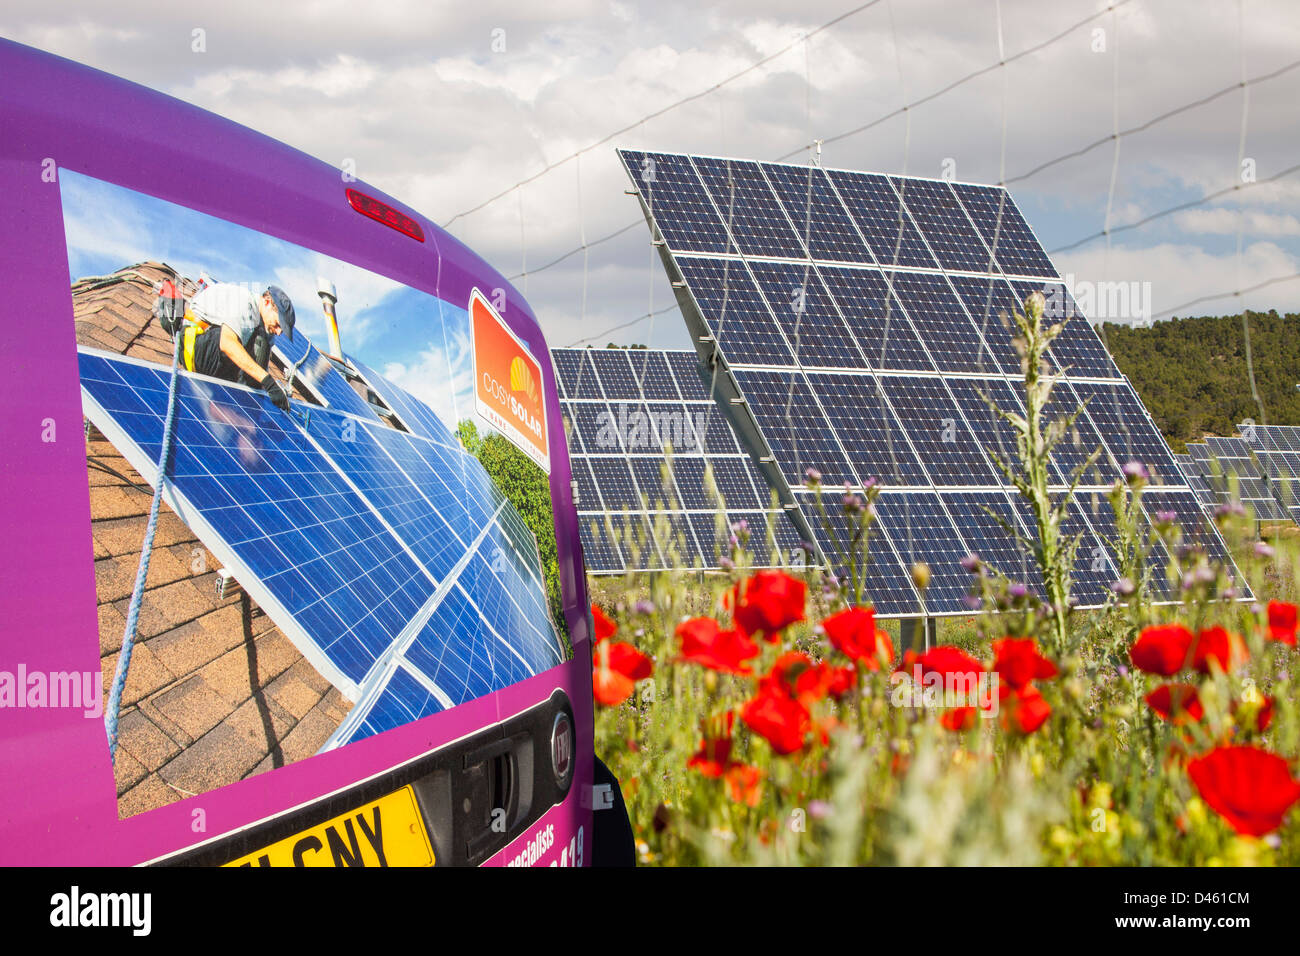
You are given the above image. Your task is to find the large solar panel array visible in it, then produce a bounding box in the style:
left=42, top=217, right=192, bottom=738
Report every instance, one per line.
left=78, top=348, right=566, bottom=749
left=616, top=150, right=1242, bottom=615
left=1180, top=426, right=1300, bottom=524
left=553, top=347, right=804, bottom=572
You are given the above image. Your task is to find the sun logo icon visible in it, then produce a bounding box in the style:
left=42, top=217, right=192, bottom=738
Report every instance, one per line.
left=509, top=355, right=538, bottom=403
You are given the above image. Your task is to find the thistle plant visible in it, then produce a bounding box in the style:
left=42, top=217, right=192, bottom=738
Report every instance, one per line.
left=984, top=291, right=1100, bottom=658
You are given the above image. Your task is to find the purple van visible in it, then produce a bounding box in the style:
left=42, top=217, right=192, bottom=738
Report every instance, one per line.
left=0, top=37, right=606, bottom=867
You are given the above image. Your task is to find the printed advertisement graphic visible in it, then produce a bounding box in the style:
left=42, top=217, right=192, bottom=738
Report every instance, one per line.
left=471, top=289, right=550, bottom=474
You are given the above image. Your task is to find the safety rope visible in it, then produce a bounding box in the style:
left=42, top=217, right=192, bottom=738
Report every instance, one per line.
left=105, top=326, right=185, bottom=762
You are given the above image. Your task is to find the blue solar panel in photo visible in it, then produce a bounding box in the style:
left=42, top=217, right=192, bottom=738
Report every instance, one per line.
left=1141, top=489, right=1244, bottom=584
left=1070, top=380, right=1181, bottom=483
left=891, top=177, right=994, bottom=274
left=586, top=455, right=641, bottom=510
left=347, top=356, right=457, bottom=449
left=626, top=348, right=680, bottom=400
left=941, top=490, right=1039, bottom=589
left=817, top=267, right=935, bottom=372
left=628, top=456, right=677, bottom=509
left=949, top=182, right=1058, bottom=278
left=733, top=368, right=853, bottom=486
left=692, top=404, right=741, bottom=455
left=80, top=348, right=565, bottom=749
left=1044, top=379, right=1113, bottom=483
left=879, top=377, right=1001, bottom=486
left=761, top=162, right=875, bottom=263
left=618, top=149, right=731, bottom=254
left=946, top=274, right=1029, bottom=375
left=803, top=372, right=928, bottom=487
left=729, top=510, right=806, bottom=564
left=578, top=515, right=624, bottom=572
left=589, top=348, right=640, bottom=399
left=349, top=666, right=444, bottom=741
left=709, top=456, right=762, bottom=508
left=746, top=260, right=868, bottom=369
left=944, top=377, right=1059, bottom=483
left=570, top=402, right=618, bottom=453
left=1008, top=280, right=1120, bottom=379
left=272, top=333, right=379, bottom=421
left=675, top=257, right=796, bottom=367
left=665, top=349, right=711, bottom=400
left=887, top=271, right=1001, bottom=373
left=824, top=169, right=937, bottom=270
left=691, top=157, right=806, bottom=259
left=553, top=348, right=601, bottom=399
left=871, top=492, right=975, bottom=612
left=1044, top=496, right=1115, bottom=607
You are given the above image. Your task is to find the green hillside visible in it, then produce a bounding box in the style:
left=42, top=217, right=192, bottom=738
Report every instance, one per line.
left=1098, top=310, right=1300, bottom=452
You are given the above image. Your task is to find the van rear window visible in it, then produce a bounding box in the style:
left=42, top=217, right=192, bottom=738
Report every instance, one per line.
left=62, top=169, right=570, bottom=819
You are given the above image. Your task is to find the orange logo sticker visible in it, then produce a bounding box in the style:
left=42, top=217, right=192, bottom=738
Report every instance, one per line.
left=470, top=288, right=550, bottom=473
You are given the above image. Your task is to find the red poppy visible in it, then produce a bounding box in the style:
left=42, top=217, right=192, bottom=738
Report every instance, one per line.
left=724, top=763, right=763, bottom=807
left=900, top=645, right=985, bottom=700
left=676, top=617, right=761, bottom=675
left=1186, top=746, right=1300, bottom=837
left=592, top=604, right=618, bottom=642
left=1190, top=626, right=1246, bottom=675
left=941, top=706, right=978, bottom=731
left=999, top=683, right=1051, bottom=734
left=741, top=684, right=811, bottom=755
left=823, top=606, right=894, bottom=669
left=826, top=665, right=857, bottom=699
left=687, top=712, right=737, bottom=777
left=592, top=639, right=652, bottom=707
left=732, top=570, right=806, bottom=642
left=1145, top=683, right=1204, bottom=724
left=990, top=637, right=1058, bottom=690
left=1267, top=601, right=1297, bottom=646
left=1130, top=623, right=1194, bottom=676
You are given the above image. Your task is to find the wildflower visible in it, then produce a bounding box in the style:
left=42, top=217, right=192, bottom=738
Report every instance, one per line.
left=687, top=712, right=736, bottom=776
left=1255, top=541, right=1275, bottom=559
left=1122, top=459, right=1149, bottom=483
left=1007, top=582, right=1028, bottom=599
left=634, top=599, right=656, bottom=615
left=804, top=467, right=822, bottom=485
left=676, top=617, right=761, bottom=675
left=1155, top=510, right=1177, bottom=524
left=592, top=604, right=618, bottom=642
left=592, top=639, right=652, bottom=707
left=732, top=570, right=807, bottom=642
left=741, top=683, right=811, bottom=755
left=960, top=553, right=981, bottom=573
left=1267, top=601, right=1297, bottom=646
left=822, top=606, right=893, bottom=669
left=990, top=637, right=1058, bottom=691
left=1130, top=623, right=1194, bottom=676
left=724, top=764, right=763, bottom=807
left=1187, top=746, right=1300, bottom=837
left=1111, top=577, right=1135, bottom=596
left=763, top=651, right=857, bottom=707
left=1000, top=683, right=1051, bottom=734
left=911, top=562, right=931, bottom=591
left=1144, top=683, right=1204, bottom=724
left=1232, top=694, right=1274, bottom=733
left=1189, top=626, right=1246, bottom=675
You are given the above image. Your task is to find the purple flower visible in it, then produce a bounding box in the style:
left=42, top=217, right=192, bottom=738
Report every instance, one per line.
left=804, top=467, right=822, bottom=484
left=635, top=599, right=656, bottom=615
left=808, top=800, right=832, bottom=820
left=1008, top=582, right=1028, bottom=599
left=719, top=556, right=734, bottom=570
left=862, top=476, right=879, bottom=491
left=960, top=553, right=982, bottom=572
left=1181, top=572, right=1196, bottom=591
left=963, top=594, right=983, bottom=611
left=1111, top=578, right=1136, bottom=596
left=1156, top=510, right=1177, bottom=524
left=730, top=519, right=749, bottom=535
left=1123, top=460, right=1149, bottom=482
left=1215, top=501, right=1245, bottom=518
left=1194, top=565, right=1216, bottom=585
left=1255, top=542, right=1275, bottom=559
left=1117, top=665, right=1128, bottom=678
left=842, top=493, right=863, bottom=512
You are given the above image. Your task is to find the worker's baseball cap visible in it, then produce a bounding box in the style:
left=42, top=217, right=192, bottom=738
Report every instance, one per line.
left=264, top=285, right=296, bottom=341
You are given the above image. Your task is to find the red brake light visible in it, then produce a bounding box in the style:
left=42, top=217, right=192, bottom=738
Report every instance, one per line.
left=345, top=187, right=426, bottom=243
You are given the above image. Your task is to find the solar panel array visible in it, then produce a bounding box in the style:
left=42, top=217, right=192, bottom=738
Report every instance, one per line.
left=615, top=149, right=1242, bottom=615
left=79, top=348, right=566, bottom=749
left=1180, top=425, right=1300, bottom=524
left=553, top=347, right=804, bottom=572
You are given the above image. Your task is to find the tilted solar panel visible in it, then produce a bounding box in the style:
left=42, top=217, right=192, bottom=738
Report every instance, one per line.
left=616, top=149, right=1246, bottom=614
left=79, top=348, right=564, bottom=749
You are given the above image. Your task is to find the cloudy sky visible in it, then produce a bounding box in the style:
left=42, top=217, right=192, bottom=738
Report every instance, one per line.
left=6, top=0, right=1299, bottom=351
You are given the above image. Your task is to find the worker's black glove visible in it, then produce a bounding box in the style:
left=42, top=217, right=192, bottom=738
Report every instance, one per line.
left=258, top=373, right=290, bottom=411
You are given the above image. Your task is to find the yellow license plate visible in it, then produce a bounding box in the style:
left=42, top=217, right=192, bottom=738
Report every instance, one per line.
left=224, top=786, right=435, bottom=867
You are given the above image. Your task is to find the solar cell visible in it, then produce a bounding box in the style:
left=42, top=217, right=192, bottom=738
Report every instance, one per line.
left=762, top=162, right=874, bottom=262
left=949, top=182, right=1058, bottom=278
left=824, top=169, right=936, bottom=269
left=746, top=259, right=868, bottom=369
left=347, top=356, right=457, bottom=448
left=273, top=333, right=378, bottom=421
left=733, top=368, right=854, bottom=486
left=891, top=177, right=994, bottom=274
left=873, top=491, right=978, bottom=612
left=879, top=377, right=1001, bottom=486
left=692, top=156, right=806, bottom=259
left=887, top=271, right=1000, bottom=373
left=817, top=266, right=934, bottom=372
